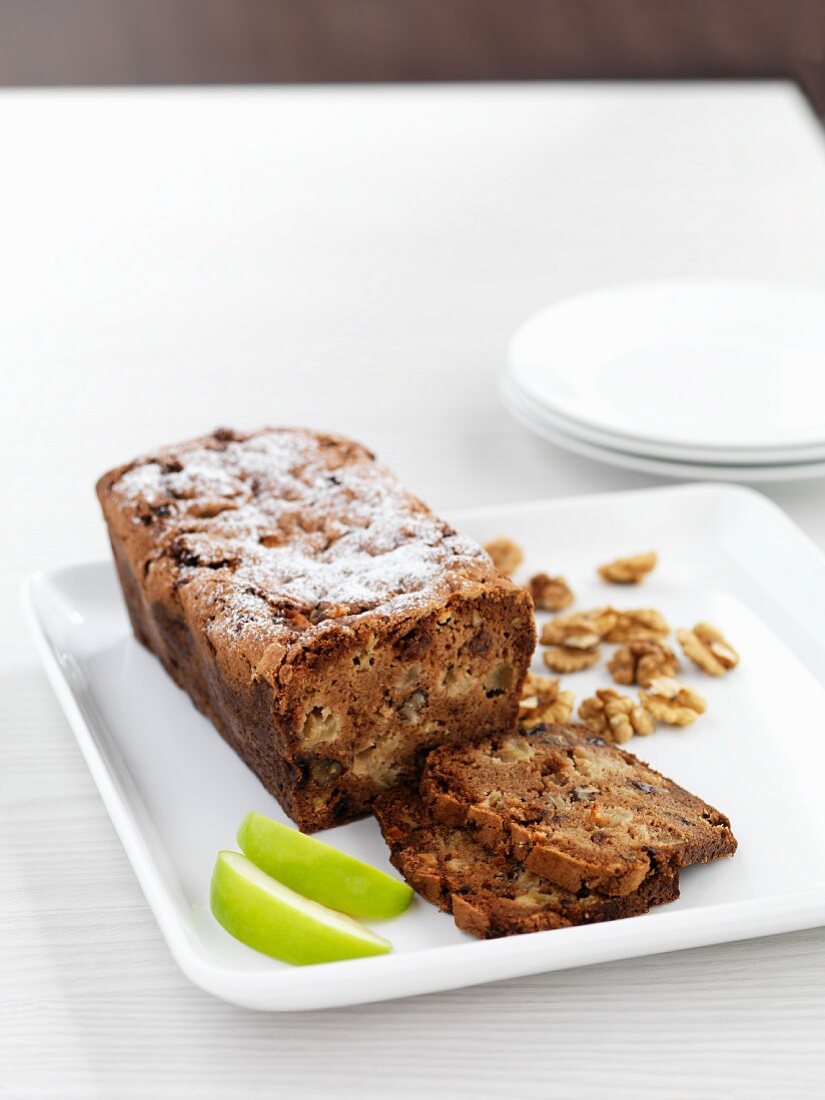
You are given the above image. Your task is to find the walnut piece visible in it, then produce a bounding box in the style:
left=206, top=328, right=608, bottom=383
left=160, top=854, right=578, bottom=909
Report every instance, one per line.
left=540, top=608, right=613, bottom=673
left=519, top=672, right=574, bottom=726
left=543, top=646, right=600, bottom=674
left=677, top=623, right=739, bottom=677
left=598, top=551, right=658, bottom=585
left=540, top=607, right=617, bottom=647
left=578, top=688, right=654, bottom=744
left=492, top=737, right=535, bottom=764
left=484, top=537, right=524, bottom=576
left=608, top=640, right=678, bottom=687
left=640, top=676, right=707, bottom=726
left=604, top=608, right=670, bottom=643
left=527, top=572, right=574, bottom=612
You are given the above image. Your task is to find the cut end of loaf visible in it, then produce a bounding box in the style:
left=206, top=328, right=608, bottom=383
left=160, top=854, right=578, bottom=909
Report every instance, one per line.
left=279, top=586, right=536, bottom=830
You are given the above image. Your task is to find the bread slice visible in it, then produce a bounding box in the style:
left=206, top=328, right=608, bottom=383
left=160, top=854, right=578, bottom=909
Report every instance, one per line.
left=420, top=723, right=737, bottom=897
left=374, top=787, right=680, bottom=938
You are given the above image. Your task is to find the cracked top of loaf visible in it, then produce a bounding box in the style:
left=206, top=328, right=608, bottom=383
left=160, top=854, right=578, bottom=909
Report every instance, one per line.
left=96, top=427, right=512, bottom=681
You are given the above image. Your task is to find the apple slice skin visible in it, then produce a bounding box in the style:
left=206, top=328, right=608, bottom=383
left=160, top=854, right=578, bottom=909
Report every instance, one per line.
left=210, top=852, right=391, bottom=966
left=237, top=812, right=413, bottom=919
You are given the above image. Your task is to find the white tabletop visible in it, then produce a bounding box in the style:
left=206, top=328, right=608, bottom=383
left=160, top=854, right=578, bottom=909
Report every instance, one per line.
left=3, top=82, right=825, bottom=1098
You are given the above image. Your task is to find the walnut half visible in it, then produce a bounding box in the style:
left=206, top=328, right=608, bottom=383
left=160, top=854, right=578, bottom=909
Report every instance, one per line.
left=608, top=640, right=678, bottom=688
left=677, top=623, right=739, bottom=677
left=527, top=572, right=574, bottom=612
left=640, top=677, right=707, bottom=726
left=604, top=608, right=670, bottom=644
left=519, top=672, right=574, bottom=726
left=543, top=646, right=600, bottom=674
left=540, top=608, right=616, bottom=647
left=598, top=551, right=658, bottom=585
left=540, top=607, right=614, bottom=674
left=484, top=537, right=524, bottom=576
left=578, top=688, right=654, bottom=744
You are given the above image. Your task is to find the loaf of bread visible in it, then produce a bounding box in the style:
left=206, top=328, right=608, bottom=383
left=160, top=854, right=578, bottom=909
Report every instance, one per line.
left=374, top=787, right=680, bottom=938
left=420, top=723, right=737, bottom=895
left=96, top=428, right=536, bottom=831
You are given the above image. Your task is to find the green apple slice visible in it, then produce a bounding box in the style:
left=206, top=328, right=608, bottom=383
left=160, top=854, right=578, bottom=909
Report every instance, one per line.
left=210, top=851, right=391, bottom=965
left=237, top=811, right=413, bottom=919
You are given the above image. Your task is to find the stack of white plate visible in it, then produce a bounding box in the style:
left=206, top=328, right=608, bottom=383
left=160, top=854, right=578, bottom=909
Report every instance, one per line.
left=503, top=280, right=825, bottom=482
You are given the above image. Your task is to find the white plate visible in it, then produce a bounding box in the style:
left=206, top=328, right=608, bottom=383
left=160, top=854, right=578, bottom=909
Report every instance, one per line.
left=508, top=280, right=825, bottom=454
left=504, top=372, right=825, bottom=466
left=503, top=377, right=825, bottom=483
left=23, top=485, right=825, bottom=1011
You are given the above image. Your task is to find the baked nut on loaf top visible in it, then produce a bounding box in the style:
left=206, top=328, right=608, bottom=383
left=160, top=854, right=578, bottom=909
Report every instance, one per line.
left=96, top=427, right=536, bottom=831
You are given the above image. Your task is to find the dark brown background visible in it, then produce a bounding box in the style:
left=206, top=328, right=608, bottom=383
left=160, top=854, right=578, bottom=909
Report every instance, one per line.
left=1, top=0, right=824, bottom=111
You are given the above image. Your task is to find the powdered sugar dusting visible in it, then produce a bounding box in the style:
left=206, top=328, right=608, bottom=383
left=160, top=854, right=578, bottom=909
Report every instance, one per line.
left=113, top=429, right=492, bottom=644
